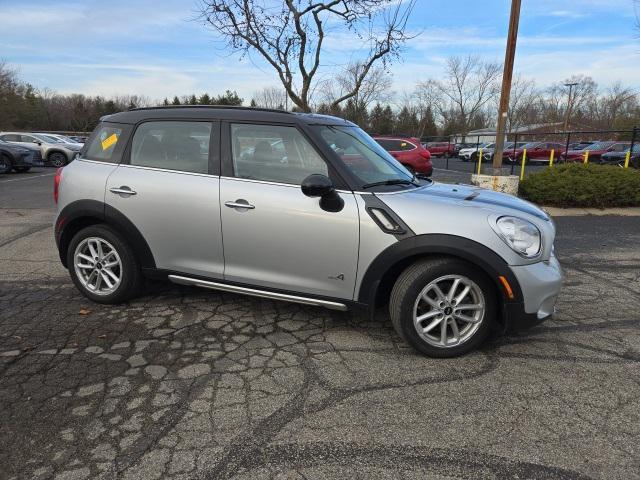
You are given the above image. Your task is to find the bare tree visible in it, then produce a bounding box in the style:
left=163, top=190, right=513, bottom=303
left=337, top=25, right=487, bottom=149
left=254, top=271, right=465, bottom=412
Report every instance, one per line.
left=198, top=0, right=416, bottom=111
left=503, top=74, right=540, bottom=131
left=416, top=56, right=501, bottom=135
left=251, top=86, right=289, bottom=109
left=318, top=63, right=393, bottom=122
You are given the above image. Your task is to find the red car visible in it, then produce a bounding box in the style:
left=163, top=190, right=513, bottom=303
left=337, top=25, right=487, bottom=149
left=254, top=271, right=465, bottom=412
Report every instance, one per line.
left=373, top=136, right=432, bottom=176
left=424, top=141, right=456, bottom=157
left=561, top=141, right=630, bottom=163
left=502, top=141, right=566, bottom=164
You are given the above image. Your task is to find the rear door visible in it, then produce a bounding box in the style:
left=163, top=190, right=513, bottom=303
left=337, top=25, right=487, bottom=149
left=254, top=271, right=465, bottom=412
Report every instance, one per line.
left=219, top=122, right=359, bottom=300
left=106, top=120, right=224, bottom=279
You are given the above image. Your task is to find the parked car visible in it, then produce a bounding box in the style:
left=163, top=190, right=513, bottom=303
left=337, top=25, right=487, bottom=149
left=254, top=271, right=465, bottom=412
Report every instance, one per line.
left=600, top=144, right=640, bottom=168
left=0, top=132, right=81, bottom=167
left=458, top=142, right=494, bottom=162
left=0, top=138, right=41, bottom=173
left=67, top=135, right=88, bottom=144
left=53, top=106, right=561, bottom=358
left=561, top=141, right=630, bottom=163
left=567, top=141, right=597, bottom=151
left=424, top=142, right=455, bottom=158
left=39, top=133, right=84, bottom=147
left=372, top=135, right=432, bottom=176
left=502, top=141, right=566, bottom=164
left=480, top=142, right=527, bottom=161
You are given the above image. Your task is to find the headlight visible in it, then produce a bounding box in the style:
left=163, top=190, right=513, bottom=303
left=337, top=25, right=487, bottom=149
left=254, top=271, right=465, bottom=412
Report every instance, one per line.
left=494, top=216, right=541, bottom=257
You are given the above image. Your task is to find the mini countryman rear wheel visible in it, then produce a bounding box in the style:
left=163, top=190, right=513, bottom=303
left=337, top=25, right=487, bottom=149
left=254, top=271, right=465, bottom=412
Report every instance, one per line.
left=48, top=152, right=67, bottom=167
left=390, top=257, right=496, bottom=357
left=0, top=154, right=12, bottom=174
left=67, top=225, right=142, bottom=304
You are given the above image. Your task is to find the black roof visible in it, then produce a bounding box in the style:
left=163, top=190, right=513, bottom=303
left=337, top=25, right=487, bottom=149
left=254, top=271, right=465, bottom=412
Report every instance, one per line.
left=102, top=106, right=355, bottom=127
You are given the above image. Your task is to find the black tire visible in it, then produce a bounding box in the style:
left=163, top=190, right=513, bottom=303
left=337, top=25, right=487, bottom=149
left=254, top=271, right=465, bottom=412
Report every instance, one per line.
left=13, top=166, right=31, bottom=173
left=48, top=152, right=67, bottom=167
left=389, top=257, right=496, bottom=358
left=0, top=154, right=12, bottom=174
left=67, top=224, right=142, bottom=304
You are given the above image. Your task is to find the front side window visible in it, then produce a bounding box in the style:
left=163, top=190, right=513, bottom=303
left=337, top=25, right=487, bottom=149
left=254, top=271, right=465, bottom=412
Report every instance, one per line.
left=130, top=121, right=211, bottom=174
left=84, top=125, right=125, bottom=163
left=230, top=124, right=327, bottom=184
left=314, top=125, right=414, bottom=187
left=1, top=134, right=20, bottom=142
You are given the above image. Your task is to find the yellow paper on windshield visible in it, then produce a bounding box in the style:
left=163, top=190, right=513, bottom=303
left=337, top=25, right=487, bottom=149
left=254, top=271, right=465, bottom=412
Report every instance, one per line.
left=101, top=133, right=118, bottom=151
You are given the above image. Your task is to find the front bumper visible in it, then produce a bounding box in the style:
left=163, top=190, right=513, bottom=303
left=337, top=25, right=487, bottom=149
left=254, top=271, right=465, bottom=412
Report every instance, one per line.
left=506, top=254, right=563, bottom=331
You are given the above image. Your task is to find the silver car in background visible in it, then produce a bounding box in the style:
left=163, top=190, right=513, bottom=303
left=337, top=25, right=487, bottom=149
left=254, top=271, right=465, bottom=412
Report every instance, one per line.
left=0, top=132, right=81, bottom=166
left=53, top=106, right=562, bottom=357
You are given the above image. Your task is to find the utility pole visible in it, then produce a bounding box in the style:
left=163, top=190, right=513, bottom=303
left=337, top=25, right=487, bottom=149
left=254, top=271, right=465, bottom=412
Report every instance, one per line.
left=492, top=0, right=522, bottom=174
left=563, top=82, right=578, bottom=131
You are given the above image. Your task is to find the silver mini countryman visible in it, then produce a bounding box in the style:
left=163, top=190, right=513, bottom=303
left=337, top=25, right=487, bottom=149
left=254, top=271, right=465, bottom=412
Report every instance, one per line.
left=54, top=106, right=562, bottom=357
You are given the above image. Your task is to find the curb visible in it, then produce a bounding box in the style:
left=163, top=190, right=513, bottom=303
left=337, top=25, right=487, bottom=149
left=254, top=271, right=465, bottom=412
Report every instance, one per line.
left=543, top=207, right=640, bottom=217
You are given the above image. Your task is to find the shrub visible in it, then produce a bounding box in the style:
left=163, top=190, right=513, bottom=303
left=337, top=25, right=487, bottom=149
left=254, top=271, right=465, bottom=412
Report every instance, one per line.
left=519, top=164, right=640, bottom=208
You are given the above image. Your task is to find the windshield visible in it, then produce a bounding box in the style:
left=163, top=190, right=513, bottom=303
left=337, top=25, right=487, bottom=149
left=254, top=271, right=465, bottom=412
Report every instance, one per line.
left=33, top=134, right=63, bottom=144
left=312, top=125, right=416, bottom=188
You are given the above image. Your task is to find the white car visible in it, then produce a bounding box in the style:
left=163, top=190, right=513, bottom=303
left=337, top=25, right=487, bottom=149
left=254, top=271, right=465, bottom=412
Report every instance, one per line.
left=458, top=142, right=494, bottom=162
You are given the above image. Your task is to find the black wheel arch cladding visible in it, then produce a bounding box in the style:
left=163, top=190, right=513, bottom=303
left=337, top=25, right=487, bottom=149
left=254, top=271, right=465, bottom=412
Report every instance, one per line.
left=358, top=233, right=523, bottom=306
left=56, top=200, right=156, bottom=269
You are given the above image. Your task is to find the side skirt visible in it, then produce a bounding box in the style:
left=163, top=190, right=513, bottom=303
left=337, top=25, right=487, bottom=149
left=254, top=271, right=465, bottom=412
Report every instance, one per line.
left=167, top=274, right=349, bottom=311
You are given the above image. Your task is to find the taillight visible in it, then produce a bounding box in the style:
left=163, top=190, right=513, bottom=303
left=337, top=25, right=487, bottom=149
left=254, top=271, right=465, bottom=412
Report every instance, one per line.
left=54, top=167, right=63, bottom=204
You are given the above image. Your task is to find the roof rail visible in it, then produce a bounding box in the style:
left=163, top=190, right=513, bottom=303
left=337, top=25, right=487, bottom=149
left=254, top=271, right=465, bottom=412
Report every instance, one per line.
left=128, top=105, right=292, bottom=115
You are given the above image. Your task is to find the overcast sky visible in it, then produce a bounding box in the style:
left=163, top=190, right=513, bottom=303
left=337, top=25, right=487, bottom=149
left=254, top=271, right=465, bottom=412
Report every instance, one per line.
left=2, top=0, right=639, bottom=102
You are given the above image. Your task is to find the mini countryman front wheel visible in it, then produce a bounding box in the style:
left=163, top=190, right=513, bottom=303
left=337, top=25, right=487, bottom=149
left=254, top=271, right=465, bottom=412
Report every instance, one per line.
left=67, top=225, right=142, bottom=304
left=390, top=257, right=496, bottom=357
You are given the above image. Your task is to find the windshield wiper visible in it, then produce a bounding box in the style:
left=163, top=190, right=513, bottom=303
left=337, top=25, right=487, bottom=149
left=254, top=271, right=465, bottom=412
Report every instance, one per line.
left=361, top=178, right=417, bottom=189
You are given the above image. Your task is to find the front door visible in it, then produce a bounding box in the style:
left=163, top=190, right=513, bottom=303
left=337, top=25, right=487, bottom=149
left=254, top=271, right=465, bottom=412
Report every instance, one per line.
left=219, top=122, right=359, bottom=300
left=106, top=120, right=225, bottom=279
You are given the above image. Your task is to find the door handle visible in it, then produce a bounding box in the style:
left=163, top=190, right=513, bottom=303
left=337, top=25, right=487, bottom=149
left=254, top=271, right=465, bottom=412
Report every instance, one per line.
left=110, top=186, right=137, bottom=196
left=225, top=200, right=255, bottom=210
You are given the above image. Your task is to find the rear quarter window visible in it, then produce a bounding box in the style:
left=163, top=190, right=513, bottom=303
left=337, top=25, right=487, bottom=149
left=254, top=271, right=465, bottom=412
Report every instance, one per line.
left=83, top=124, right=130, bottom=163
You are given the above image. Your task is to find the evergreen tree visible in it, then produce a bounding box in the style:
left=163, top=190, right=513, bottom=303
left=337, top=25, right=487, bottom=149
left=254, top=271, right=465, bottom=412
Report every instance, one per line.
left=212, top=90, right=243, bottom=106
left=188, top=94, right=198, bottom=105
left=379, top=105, right=395, bottom=134
left=162, top=98, right=169, bottom=106
left=171, top=96, right=181, bottom=105
left=369, top=103, right=385, bottom=133
left=199, top=93, right=211, bottom=105
left=250, top=98, right=257, bottom=107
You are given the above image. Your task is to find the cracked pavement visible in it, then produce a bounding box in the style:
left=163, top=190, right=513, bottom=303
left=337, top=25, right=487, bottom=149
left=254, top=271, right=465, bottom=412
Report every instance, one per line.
left=1, top=170, right=639, bottom=479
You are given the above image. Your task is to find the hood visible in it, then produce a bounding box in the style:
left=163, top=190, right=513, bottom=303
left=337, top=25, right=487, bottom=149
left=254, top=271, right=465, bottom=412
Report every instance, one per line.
left=387, top=182, right=550, bottom=221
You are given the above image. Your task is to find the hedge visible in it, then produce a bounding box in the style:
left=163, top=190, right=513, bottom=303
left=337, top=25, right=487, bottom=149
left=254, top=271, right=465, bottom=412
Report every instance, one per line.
left=518, top=164, right=640, bottom=208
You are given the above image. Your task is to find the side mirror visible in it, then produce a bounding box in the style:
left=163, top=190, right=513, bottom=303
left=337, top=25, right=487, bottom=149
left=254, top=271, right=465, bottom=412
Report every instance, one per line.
left=301, top=174, right=334, bottom=198
left=301, top=174, right=344, bottom=212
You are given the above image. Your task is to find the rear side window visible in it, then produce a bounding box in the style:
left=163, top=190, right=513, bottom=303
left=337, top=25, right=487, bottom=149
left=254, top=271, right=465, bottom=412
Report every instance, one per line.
left=130, top=121, right=211, bottom=174
left=84, top=124, right=127, bottom=163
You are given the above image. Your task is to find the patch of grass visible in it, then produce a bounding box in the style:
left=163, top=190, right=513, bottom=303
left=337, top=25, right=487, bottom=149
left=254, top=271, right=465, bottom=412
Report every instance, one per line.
left=519, top=164, right=640, bottom=208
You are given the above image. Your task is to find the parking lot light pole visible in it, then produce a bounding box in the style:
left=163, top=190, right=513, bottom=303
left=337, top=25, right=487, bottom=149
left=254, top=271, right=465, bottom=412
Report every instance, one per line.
left=563, top=82, right=579, bottom=132
left=492, top=0, right=521, bottom=175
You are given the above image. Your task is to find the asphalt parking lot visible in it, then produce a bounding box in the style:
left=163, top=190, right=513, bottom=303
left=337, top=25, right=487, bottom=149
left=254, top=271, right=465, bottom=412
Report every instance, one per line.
left=1, top=168, right=639, bottom=480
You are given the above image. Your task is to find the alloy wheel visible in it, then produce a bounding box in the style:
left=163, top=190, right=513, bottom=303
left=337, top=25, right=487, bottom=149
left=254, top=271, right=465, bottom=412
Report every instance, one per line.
left=49, top=153, right=66, bottom=167
left=412, top=274, right=485, bottom=348
left=73, top=237, right=122, bottom=296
